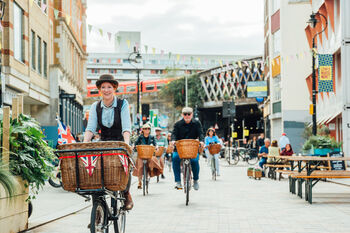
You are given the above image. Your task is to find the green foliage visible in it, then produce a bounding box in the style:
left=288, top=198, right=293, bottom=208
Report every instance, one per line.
left=160, top=74, right=205, bottom=109
left=302, top=135, right=342, bottom=151
left=3, top=114, right=55, bottom=200
left=0, top=163, right=18, bottom=198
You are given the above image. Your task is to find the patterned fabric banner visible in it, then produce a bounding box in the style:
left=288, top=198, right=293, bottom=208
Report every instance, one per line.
left=318, top=54, right=333, bottom=92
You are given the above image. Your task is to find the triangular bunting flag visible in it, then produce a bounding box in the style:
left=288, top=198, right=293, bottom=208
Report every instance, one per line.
left=144, top=45, right=148, bottom=54
left=41, top=3, right=47, bottom=13
left=190, top=56, right=194, bottom=64
left=66, top=15, right=71, bottom=25
left=78, top=20, right=82, bottom=30
left=197, top=57, right=201, bottom=64
left=117, top=36, right=121, bottom=45
left=88, top=24, right=92, bottom=33
left=219, top=60, right=223, bottom=67
left=98, top=28, right=103, bottom=36
left=176, top=54, right=180, bottom=61
left=254, top=61, right=258, bottom=67
left=54, top=9, right=59, bottom=19
left=107, top=32, right=112, bottom=41
left=126, top=40, right=131, bottom=48
left=238, top=61, right=242, bottom=68
left=152, top=48, right=156, bottom=54
left=168, top=52, right=172, bottom=59
left=135, top=42, right=139, bottom=51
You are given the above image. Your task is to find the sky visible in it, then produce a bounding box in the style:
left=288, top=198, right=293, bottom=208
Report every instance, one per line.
left=86, top=0, right=264, bottom=55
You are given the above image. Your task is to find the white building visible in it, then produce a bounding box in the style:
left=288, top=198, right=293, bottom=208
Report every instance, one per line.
left=264, top=0, right=312, bottom=153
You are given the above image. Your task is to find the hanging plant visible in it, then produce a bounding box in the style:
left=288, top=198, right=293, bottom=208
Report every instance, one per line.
left=1, top=114, right=55, bottom=200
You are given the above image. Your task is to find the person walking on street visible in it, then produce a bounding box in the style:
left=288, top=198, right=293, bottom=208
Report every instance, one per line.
left=279, top=133, right=290, bottom=150
left=155, top=127, right=168, bottom=179
left=205, top=128, right=221, bottom=177
left=84, top=74, right=134, bottom=210
left=170, top=107, right=204, bottom=190
left=257, top=133, right=265, bottom=150
left=133, top=123, right=163, bottom=189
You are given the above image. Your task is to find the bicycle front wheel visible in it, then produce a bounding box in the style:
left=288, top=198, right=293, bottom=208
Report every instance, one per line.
left=113, top=192, right=126, bottom=233
left=90, top=200, right=108, bottom=233
left=185, top=164, right=191, bottom=206
left=143, top=164, right=147, bottom=196
left=211, top=157, right=216, bottom=180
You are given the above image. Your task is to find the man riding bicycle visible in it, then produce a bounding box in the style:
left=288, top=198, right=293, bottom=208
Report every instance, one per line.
left=170, top=107, right=204, bottom=190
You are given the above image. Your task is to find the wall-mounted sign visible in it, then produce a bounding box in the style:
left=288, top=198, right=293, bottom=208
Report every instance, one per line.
left=247, top=81, right=267, bottom=98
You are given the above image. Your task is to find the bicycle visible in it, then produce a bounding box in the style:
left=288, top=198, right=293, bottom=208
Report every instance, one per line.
left=48, top=157, right=62, bottom=188
left=142, top=159, right=149, bottom=196
left=176, top=139, right=200, bottom=206
left=225, top=146, right=258, bottom=165
left=56, top=147, right=130, bottom=233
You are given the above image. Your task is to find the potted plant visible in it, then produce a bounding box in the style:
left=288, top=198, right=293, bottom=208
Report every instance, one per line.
left=302, top=135, right=342, bottom=156
left=253, top=168, right=262, bottom=180
left=0, top=163, right=17, bottom=198
left=247, top=167, right=254, bottom=177
left=8, top=114, right=55, bottom=199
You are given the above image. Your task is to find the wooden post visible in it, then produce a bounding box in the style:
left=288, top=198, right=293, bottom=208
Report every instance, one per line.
left=12, top=97, right=18, bottom=120
left=18, top=94, right=23, bottom=115
left=2, top=106, right=10, bottom=168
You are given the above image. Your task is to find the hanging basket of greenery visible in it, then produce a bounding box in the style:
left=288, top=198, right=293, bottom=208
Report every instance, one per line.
left=1, top=114, right=55, bottom=200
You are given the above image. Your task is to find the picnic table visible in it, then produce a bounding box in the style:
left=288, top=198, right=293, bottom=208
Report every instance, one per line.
left=268, top=155, right=350, bottom=204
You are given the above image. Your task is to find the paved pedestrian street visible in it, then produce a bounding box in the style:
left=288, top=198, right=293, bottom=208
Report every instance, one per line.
left=28, top=159, right=350, bottom=233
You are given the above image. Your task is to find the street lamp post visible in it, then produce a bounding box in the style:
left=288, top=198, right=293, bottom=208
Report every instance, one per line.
left=128, top=46, right=142, bottom=134
left=308, top=12, right=328, bottom=135
left=184, top=64, right=188, bottom=107
left=0, top=0, right=6, bottom=108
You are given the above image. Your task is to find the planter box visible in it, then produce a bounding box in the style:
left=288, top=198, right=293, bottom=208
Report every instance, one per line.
left=0, top=177, right=29, bottom=233
left=247, top=169, right=253, bottom=177
left=253, top=170, right=262, bottom=180
left=310, top=148, right=341, bottom=156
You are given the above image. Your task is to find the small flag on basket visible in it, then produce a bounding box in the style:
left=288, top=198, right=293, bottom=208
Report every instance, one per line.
left=57, top=120, right=76, bottom=145
left=119, top=154, right=129, bottom=175
left=81, top=155, right=99, bottom=176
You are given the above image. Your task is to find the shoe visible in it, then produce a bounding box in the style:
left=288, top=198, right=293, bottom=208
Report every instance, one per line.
left=138, top=181, right=142, bottom=189
left=161, top=174, right=165, bottom=179
left=175, top=182, right=183, bottom=189
left=193, top=180, right=199, bottom=190
left=124, top=192, right=134, bottom=210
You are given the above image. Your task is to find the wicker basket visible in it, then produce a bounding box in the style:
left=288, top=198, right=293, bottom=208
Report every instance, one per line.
left=155, top=146, right=165, bottom=157
left=176, top=139, right=200, bottom=159
left=208, top=144, right=221, bottom=155
left=166, top=145, right=174, bottom=154
left=57, top=141, right=131, bottom=192
left=136, top=145, right=155, bottom=159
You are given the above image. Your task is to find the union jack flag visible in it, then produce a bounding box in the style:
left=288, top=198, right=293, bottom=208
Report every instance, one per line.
left=57, top=120, right=76, bottom=145
left=119, top=154, right=129, bottom=175
left=81, top=155, right=99, bottom=176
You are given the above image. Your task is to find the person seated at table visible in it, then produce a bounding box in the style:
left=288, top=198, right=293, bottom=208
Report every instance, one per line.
left=258, top=138, right=270, bottom=169
left=267, top=140, right=280, bottom=164
left=132, top=123, right=163, bottom=189
left=280, top=143, right=293, bottom=156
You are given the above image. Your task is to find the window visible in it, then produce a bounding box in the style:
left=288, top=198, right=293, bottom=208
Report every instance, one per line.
left=273, top=30, right=281, bottom=56
left=31, top=30, right=36, bottom=69
left=272, top=0, right=280, bottom=14
left=126, top=86, right=136, bottom=92
left=14, top=3, right=24, bottom=62
left=43, top=41, right=47, bottom=78
left=272, top=75, right=281, bottom=101
left=145, top=84, right=155, bottom=91
left=37, top=36, right=42, bottom=74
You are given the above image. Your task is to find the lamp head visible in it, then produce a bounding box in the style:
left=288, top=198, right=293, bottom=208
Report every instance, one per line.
left=307, top=12, right=318, bottom=28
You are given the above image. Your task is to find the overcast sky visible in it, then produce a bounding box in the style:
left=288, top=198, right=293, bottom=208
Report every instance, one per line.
left=86, top=0, right=264, bottom=55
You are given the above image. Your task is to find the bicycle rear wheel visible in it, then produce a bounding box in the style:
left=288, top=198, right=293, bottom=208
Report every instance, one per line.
left=112, top=192, right=126, bottom=233
left=247, top=150, right=259, bottom=165
left=90, top=199, right=108, bottom=233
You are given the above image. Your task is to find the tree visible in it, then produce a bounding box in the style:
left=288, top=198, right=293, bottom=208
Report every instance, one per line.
left=160, top=74, right=205, bottom=110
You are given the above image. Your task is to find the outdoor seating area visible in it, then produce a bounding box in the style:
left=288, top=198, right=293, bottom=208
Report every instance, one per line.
left=261, top=154, right=350, bottom=204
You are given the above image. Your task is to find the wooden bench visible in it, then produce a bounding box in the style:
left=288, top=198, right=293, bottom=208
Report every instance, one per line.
left=264, top=164, right=291, bottom=180
left=290, top=170, right=350, bottom=204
